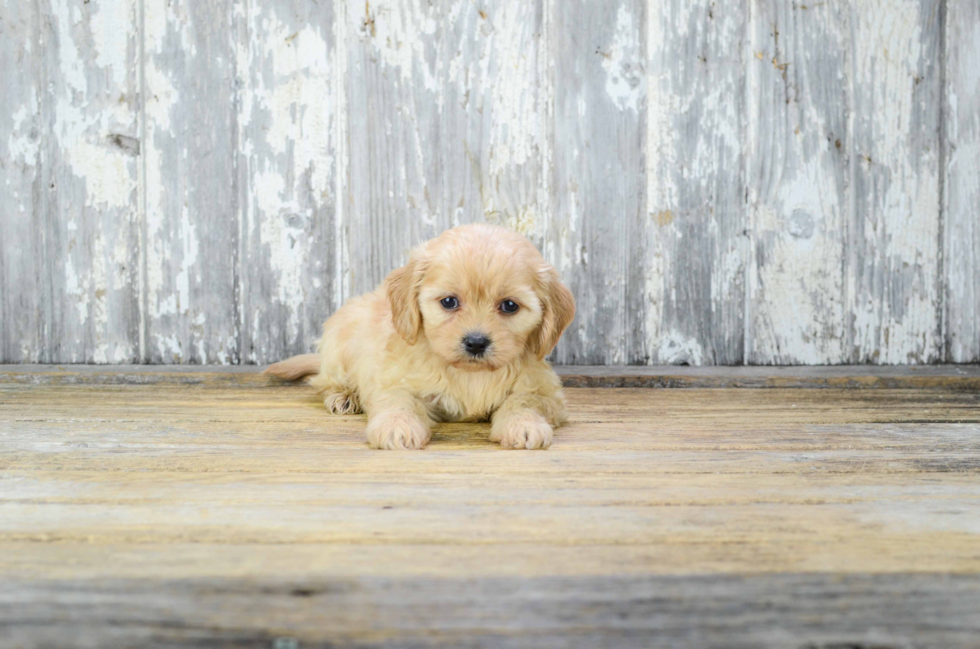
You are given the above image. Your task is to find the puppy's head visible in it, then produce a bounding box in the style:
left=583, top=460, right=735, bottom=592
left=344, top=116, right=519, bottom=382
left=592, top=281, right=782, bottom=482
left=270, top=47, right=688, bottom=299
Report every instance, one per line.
left=385, top=224, right=575, bottom=370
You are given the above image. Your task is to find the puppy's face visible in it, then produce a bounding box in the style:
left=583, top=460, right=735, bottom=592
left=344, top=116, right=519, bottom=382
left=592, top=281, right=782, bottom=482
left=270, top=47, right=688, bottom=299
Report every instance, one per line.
left=385, top=225, right=575, bottom=371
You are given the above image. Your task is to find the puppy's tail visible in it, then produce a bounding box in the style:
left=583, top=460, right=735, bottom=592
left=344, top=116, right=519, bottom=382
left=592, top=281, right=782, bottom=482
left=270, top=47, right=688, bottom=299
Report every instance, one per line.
left=263, top=353, right=321, bottom=381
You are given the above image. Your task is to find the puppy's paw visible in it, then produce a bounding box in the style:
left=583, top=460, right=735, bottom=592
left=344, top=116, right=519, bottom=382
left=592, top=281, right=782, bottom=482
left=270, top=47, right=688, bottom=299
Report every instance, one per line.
left=366, top=411, right=431, bottom=450
left=490, top=413, right=553, bottom=450
left=323, top=392, right=361, bottom=415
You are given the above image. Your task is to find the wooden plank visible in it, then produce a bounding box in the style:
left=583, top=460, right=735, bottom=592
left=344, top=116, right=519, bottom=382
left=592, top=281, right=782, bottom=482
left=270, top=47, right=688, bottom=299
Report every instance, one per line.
left=646, top=0, right=746, bottom=365
left=1, top=381, right=980, bottom=645
left=552, top=0, right=647, bottom=364
left=3, top=364, right=980, bottom=389
left=746, top=0, right=849, bottom=364
left=344, top=0, right=449, bottom=295
left=142, top=0, right=238, bottom=363
left=344, top=0, right=548, bottom=298
left=236, top=1, right=339, bottom=364
left=0, top=3, right=40, bottom=363
left=29, top=0, right=142, bottom=363
left=2, top=573, right=980, bottom=648
left=848, top=0, right=943, bottom=363
left=441, top=0, right=552, bottom=255
left=943, top=0, right=980, bottom=363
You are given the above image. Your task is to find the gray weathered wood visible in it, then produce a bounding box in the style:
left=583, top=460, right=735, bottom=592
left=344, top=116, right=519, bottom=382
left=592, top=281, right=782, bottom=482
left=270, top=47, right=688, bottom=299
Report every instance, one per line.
left=944, top=0, right=980, bottom=363
left=553, top=0, right=646, bottom=364
left=746, top=0, right=849, bottom=364
left=3, top=363, right=980, bottom=390
left=647, top=0, right=746, bottom=365
left=848, top=0, right=943, bottom=363
left=344, top=0, right=455, bottom=296
left=236, top=0, right=339, bottom=363
left=0, top=0, right=974, bottom=365
left=344, top=0, right=547, bottom=297
left=0, top=2, right=41, bottom=362
left=38, top=0, right=142, bottom=363
left=3, top=574, right=979, bottom=648
left=142, top=0, right=239, bottom=363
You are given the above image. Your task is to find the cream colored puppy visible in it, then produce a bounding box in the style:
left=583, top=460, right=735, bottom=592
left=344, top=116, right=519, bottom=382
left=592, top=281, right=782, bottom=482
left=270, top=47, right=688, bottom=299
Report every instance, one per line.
left=265, top=224, right=575, bottom=450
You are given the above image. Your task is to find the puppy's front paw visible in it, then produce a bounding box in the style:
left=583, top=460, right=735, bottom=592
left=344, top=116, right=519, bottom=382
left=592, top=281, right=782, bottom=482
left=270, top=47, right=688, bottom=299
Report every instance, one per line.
left=490, top=413, right=553, bottom=450
left=324, top=392, right=361, bottom=414
left=366, top=411, right=431, bottom=450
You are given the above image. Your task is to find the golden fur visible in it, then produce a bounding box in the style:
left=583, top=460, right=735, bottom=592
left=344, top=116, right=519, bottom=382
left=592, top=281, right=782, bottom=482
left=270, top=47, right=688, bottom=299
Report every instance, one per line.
left=265, top=224, right=575, bottom=450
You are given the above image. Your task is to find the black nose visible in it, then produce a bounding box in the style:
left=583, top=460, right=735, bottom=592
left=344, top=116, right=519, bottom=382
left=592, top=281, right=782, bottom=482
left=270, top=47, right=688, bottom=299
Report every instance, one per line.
left=463, top=333, right=491, bottom=356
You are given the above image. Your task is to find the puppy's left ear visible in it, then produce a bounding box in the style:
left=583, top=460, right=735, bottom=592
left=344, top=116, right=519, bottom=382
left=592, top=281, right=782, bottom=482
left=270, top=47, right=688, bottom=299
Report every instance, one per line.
left=530, top=264, right=575, bottom=360
left=385, top=247, right=427, bottom=344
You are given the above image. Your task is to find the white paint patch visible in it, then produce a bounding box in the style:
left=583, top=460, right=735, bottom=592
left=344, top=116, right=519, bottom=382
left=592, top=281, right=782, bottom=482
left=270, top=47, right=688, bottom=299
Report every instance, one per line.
left=360, top=0, right=441, bottom=95
left=658, top=332, right=705, bottom=366
left=90, top=0, right=132, bottom=88
left=240, top=5, right=336, bottom=350
left=602, top=5, right=644, bottom=112
left=6, top=104, right=40, bottom=165
left=849, top=0, right=941, bottom=363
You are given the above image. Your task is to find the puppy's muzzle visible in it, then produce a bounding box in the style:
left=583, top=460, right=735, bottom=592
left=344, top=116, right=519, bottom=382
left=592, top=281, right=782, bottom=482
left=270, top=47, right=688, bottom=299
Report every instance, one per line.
left=463, top=333, right=491, bottom=357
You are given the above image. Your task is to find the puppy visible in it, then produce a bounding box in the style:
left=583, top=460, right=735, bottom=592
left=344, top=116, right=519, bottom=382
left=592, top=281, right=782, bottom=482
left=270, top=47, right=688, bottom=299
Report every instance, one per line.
left=265, top=224, right=575, bottom=450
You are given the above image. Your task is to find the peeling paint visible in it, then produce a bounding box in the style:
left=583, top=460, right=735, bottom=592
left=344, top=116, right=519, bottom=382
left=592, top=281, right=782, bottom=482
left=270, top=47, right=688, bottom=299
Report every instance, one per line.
left=601, top=5, right=645, bottom=112
left=0, top=0, right=974, bottom=365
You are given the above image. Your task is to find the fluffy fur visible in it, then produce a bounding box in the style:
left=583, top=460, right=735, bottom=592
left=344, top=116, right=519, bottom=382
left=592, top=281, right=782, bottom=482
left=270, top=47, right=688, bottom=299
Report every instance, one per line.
left=265, top=224, right=575, bottom=450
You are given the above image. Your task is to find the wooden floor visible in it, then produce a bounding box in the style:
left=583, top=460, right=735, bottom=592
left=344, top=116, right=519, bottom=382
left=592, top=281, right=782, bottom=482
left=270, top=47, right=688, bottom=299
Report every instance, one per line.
left=2, top=367, right=980, bottom=648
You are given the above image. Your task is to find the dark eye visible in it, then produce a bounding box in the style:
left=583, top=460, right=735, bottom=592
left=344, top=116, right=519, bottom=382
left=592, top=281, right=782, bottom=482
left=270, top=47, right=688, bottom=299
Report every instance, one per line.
left=499, top=299, right=519, bottom=314
left=440, top=296, right=459, bottom=310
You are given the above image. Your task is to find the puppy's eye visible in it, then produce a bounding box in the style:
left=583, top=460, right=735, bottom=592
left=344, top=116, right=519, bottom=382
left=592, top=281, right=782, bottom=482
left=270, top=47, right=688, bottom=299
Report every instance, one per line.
left=499, top=299, right=519, bottom=314
left=440, top=296, right=460, bottom=310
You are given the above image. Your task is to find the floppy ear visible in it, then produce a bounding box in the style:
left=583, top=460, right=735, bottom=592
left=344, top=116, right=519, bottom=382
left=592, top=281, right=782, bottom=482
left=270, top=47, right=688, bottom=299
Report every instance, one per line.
left=385, top=249, right=427, bottom=344
left=530, top=265, right=576, bottom=360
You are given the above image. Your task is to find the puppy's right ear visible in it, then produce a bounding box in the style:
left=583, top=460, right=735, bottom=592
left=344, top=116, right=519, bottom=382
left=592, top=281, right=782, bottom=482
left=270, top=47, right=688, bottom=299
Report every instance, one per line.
left=385, top=247, right=427, bottom=344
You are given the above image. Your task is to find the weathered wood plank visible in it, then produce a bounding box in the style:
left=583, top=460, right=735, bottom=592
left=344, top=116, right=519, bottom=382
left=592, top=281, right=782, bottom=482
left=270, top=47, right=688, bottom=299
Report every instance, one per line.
left=3, top=364, right=980, bottom=390
left=746, top=0, right=849, bottom=364
left=1, top=380, right=980, bottom=645
left=35, top=0, right=142, bottom=363
left=552, top=0, right=646, bottom=364
left=344, top=0, right=452, bottom=296
left=646, top=0, right=746, bottom=365
left=2, top=574, right=980, bottom=648
left=0, top=2, right=41, bottom=362
left=236, top=1, right=339, bottom=364
left=142, top=0, right=238, bottom=363
left=943, top=0, right=980, bottom=363
left=848, top=0, right=943, bottom=363
left=442, top=0, right=552, bottom=257
left=344, top=0, right=548, bottom=299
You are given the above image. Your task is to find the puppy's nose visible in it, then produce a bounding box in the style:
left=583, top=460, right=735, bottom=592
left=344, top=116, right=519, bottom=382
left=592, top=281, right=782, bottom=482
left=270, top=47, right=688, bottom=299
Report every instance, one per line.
left=463, top=333, right=491, bottom=357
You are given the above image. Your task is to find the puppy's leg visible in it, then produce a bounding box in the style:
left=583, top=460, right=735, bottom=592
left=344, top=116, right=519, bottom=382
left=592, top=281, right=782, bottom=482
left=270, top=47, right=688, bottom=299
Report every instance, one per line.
left=365, top=391, right=432, bottom=450
left=490, top=393, right=567, bottom=450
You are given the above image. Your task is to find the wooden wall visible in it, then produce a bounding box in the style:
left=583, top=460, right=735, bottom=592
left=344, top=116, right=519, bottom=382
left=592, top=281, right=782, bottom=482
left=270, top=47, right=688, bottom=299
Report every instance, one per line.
left=1, top=0, right=977, bottom=365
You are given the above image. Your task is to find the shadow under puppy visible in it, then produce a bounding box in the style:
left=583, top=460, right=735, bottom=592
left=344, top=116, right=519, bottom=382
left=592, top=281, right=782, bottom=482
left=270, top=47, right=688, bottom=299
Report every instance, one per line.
left=265, top=224, right=576, bottom=450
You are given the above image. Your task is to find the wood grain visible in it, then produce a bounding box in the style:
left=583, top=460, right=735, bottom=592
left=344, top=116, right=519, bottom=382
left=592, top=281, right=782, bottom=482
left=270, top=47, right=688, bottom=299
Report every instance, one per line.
left=3, top=363, right=980, bottom=390
left=0, top=0, right=973, bottom=366
left=1, top=376, right=979, bottom=645
left=848, top=0, right=943, bottom=364
left=35, top=0, right=142, bottom=364
left=746, top=0, right=849, bottom=365
left=647, top=0, right=746, bottom=365
left=553, top=0, right=646, bottom=364
left=142, top=0, right=239, bottom=363
left=236, top=0, right=339, bottom=363
left=944, top=0, right=980, bottom=363
left=0, top=2, right=41, bottom=362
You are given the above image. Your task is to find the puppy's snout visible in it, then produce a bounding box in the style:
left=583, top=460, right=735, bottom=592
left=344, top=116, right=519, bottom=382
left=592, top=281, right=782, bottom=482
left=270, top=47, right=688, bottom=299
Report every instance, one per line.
left=463, top=333, right=491, bottom=357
